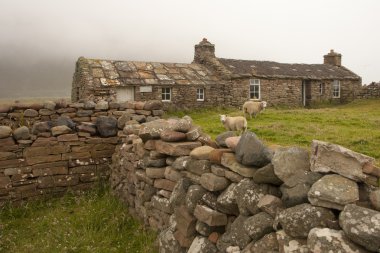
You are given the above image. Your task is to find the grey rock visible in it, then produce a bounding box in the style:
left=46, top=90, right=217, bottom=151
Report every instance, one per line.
left=76, top=122, right=97, bottom=135
left=257, top=194, right=284, bottom=218
left=272, top=147, right=310, bottom=184
left=117, top=113, right=131, bottom=129
left=370, top=189, right=380, bottom=211
left=23, top=108, right=38, bottom=117
left=188, top=236, right=218, bottom=253
left=185, top=184, right=207, bottom=213
left=276, top=203, right=337, bottom=238
left=280, top=182, right=311, bottom=208
left=244, top=212, right=274, bottom=242
left=160, top=130, right=187, bottom=142
left=51, top=125, right=72, bottom=136
left=53, top=116, right=76, bottom=129
left=31, top=121, right=52, bottom=134
left=76, top=109, right=93, bottom=117
left=215, top=131, right=236, bottom=147
left=83, top=100, right=96, bottom=109
left=307, top=228, right=370, bottom=253
left=276, top=230, right=310, bottom=253
left=95, top=116, right=118, bottom=137
left=216, top=183, right=239, bottom=215
left=308, top=174, right=359, bottom=210
left=217, top=215, right=252, bottom=252
left=143, top=100, right=163, bottom=110
left=339, top=204, right=380, bottom=252
left=0, top=126, right=12, bottom=138
left=235, top=179, right=267, bottom=215
left=186, top=159, right=211, bottom=176
left=158, top=227, right=186, bottom=253
left=171, top=116, right=192, bottom=133
left=242, top=232, right=279, bottom=253
left=172, top=156, right=191, bottom=170
left=43, top=100, right=56, bottom=110
left=138, top=119, right=169, bottom=141
left=194, top=205, right=227, bottom=226
left=253, top=163, right=282, bottom=185
left=169, top=177, right=192, bottom=208
left=95, top=100, right=109, bottom=110
left=235, top=131, right=272, bottom=167
left=200, top=173, right=229, bottom=191
left=190, top=145, right=215, bottom=160
left=132, top=115, right=146, bottom=123
left=13, top=126, right=30, bottom=140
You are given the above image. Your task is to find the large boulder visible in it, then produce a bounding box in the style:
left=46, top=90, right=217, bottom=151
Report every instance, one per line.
left=235, top=131, right=272, bottom=167
left=95, top=116, right=118, bottom=137
left=308, top=174, right=359, bottom=210
left=275, top=203, right=337, bottom=238
left=307, top=228, right=370, bottom=253
left=272, top=147, right=310, bottom=184
left=339, top=204, right=380, bottom=252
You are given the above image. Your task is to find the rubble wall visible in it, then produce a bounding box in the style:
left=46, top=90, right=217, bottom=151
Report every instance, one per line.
left=111, top=117, right=380, bottom=253
left=0, top=100, right=164, bottom=204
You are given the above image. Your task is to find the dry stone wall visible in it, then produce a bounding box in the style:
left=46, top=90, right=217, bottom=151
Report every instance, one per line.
left=0, top=99, right=164, bottom=204
left=358, top=82, right=380, bottom=99
left=111, top=116, right=380, bottom=253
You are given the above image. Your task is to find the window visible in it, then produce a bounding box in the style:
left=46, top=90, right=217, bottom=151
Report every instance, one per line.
left=249, top=79, right=260, bottom=99
left=161, top=87, right=171, bottom=101
left=319, top=83, right=324, bottom=95
left=197, top=88, right=204, bottom=101
left=332, top=80, right=340, bottom=98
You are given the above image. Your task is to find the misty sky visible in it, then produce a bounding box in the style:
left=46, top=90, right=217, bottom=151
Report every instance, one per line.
left=0, top=0, right=379, bottom=99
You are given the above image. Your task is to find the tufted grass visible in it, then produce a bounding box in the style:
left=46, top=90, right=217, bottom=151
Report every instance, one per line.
left=0, top=184, right=158, bottom=253
left=166, top=99, right=380, bottom=163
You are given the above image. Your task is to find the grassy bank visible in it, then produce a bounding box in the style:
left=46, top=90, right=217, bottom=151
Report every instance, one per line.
left=167, top=99, right=380, bottom=161
left=0, top=186, right=157, bottom=253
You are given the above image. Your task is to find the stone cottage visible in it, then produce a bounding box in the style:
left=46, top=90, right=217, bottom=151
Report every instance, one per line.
left=72, top=39, right=361, bottom=107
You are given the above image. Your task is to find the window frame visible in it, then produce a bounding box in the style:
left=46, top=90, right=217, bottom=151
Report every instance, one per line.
left=161, top=87, right=171, bottom=101
left=332, top=80, right=340, bottom=98
left=249, top=79, right=261, bottom=99
left=196, top=88, right=205, bottom=101
left=319, top=83, right=324, bottom=95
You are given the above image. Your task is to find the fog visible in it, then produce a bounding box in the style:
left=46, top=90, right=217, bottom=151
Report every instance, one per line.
left=0, top=0, right=379, bottom=99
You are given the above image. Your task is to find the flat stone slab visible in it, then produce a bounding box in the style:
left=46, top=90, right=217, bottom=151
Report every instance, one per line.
left=156, top=140, right=202, bottom=156
left=221, top=153, right=257, bottom=177
left=308, top=174, right=359, bottom=210
left=194, top=205, right=227, bottom=226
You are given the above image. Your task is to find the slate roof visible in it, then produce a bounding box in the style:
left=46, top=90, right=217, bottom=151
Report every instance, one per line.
left=218, top=58, right=361, bottom=80
left=82, top=58, right=223, bottom=87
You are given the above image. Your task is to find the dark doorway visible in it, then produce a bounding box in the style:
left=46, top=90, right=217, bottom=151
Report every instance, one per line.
left=302, top=80, right=312, bottom=106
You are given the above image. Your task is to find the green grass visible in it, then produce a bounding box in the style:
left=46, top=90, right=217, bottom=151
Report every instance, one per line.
left=0, top=185, right=158, bottom=253
left=166, top=99, right=380, bottom=163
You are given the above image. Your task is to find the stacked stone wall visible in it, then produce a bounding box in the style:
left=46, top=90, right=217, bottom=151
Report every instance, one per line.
left=357, top=82, right=380, bottom=99
left=111, top=116, right=380, bottom=252
left=0, top=99, right=164, bottom=204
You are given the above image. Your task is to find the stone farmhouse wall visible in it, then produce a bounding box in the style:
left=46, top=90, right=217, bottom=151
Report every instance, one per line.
left=357, top=82, right=380, bottom=99
left=0, top=100, right=164, bottom=204
left=111, top=117, right=380, bottom=253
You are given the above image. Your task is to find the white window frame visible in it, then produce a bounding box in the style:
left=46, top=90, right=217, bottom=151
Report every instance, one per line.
left=196, top=88, right=204, bottom=101
left=319, top=83, right=324, bottom=95
left=249, top=79, right=261, bottom=99
left=161, top=87, right=171, bottom=101
left=332, top=80, right=340, bottom=98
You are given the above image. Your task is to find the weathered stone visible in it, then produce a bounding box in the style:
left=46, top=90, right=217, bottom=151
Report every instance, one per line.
left=216, top=183, right=239, bottom=215
left=369, top=189, right=380, bottom=211
left=188, top=236, right=218, bottom=253
left=215, top=131, right=236, bottom=148
left=200, top=173, right=229, bottom=192
left=13, top=126, right=30, bottom=140
left=272, top=147, right=310, bottom=184
left=172, top=156, right=191, bottom=170
left=308, top=174, right=359, bottom=210
left=186, top=159, right=211, bottom=176
left=201, top=192, right=218, bottom=210
left=307, top=228, right=370, bottom=253
left=143, top=100, right=162, bottom=110
left=151, top=195, right=172, bottom=214
left=339, top=204, right=380, bottom=252
left=210, top=164, right=227, bottom=176
left=190, top=145, right=215, bottom=160
left=0, top=105, right=10, bottom=113
left=53, top=116, right=76, bottom=129
left=158, top=227, right=186, bottom=253
left=171, top=116, right=192, bottom=133
left=235, top=131, right=272, bottom=167
left=51, top=125, right=72, bottom=136
left=0, top=126, right=12, bottom=138
left=117, top=113, right=131, bottom=129
left=160, top=130, right=187, bottom=142
left=257, top=194, right=284, bottom=218
left=39, top=108, right=54, bottom=116
left=95, top=116, right=117, bottom=137
left=43, top=101, right=56, bottom=110
left=276, top=203, right=337, bottom=238
left=135, top=109, right=151, bottom=116
left=131, top=115, right=146, bottom=123
left=276, top=230, right=310, bottom=253
left=217, top=215, right=252, bottom=252
left=138, top=119, right=170, bottom=141
left=95, top=100, right=109, bottom=110
left=280, top=182, right=311, bottom=208
left=31, top=121, right=52, bottom=134
left=76, top=122, right=96, bottom=135
left=252, top=163, right=282, bottom=185
left=225, top=170, right=244, bottom=183
left=164, top=166, right=183, bottom=182
left=24, top=108, right=39, bottom=117
left=26, top=154, right=62, bottom=165
left=235, top=179, right=267, bottom=215
left=169, top=177, right=192, bottom=208
left=175, top=205, right=196, bottom=237
left=195, top=221, right=222, bottom=237
left=242, top=232, right=279, bottom=253
left=194, top=204, right=227, bottom=226
left=83, top=100, right=96, bottom=109
left=57, top=133, right=78, bottom=142
left=156, top=140, right=201, bottom=156
left=0, top=151, right=16, bottom=161
left=146, top=167, right=166, bottom=179
left=225, top=136, right=240, bottom=151
left=154, top=179, right=176, bottom=191
left=173, top=230, right=194, bottom=248
left=76, top=109, right=93, bottom=117
left=0, top=176, right=12, bottom=189
left=186, top=126, right=202, bottom=141
left=221, top=153, right=257, bottom=177
left=310, top=140, right=376, bottom=183
left=134, top=101, right=145, bottom=110
left=244, top=212, right=274, bottom=242
left=209, top=148, right=233, bottom=165
left=185, top=184, right=207, bottom=213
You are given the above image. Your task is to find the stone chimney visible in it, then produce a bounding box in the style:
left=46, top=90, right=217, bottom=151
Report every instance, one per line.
left=193, top=38, right=216, bottom=64
left=323, top=49, right=342, bottom=67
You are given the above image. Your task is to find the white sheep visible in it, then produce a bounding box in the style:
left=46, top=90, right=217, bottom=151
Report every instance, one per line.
left=243, top=100, right=267, bottom=119
left=220, top=114, right=247, bottom=133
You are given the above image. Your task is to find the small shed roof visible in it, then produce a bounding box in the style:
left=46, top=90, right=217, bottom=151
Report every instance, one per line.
left=82, top=57, right=224, bottom=87
left=218, top=58, right=360, bottom=80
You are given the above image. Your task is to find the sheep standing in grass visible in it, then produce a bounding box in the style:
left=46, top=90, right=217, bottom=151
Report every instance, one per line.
left=220, top=115, right=247, bottom=133
left=243, top=101, right=267, bottom=119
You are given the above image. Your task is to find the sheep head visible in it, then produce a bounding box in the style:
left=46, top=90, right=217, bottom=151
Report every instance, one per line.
left=261, top=101, right=267, bottom=109
left=220, top=114, right=227, bottom=123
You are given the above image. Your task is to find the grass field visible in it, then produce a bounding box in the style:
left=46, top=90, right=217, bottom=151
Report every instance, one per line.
left=167, top=99, right=380, bottom=162
left=0, top=185, right=158, bottom=253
